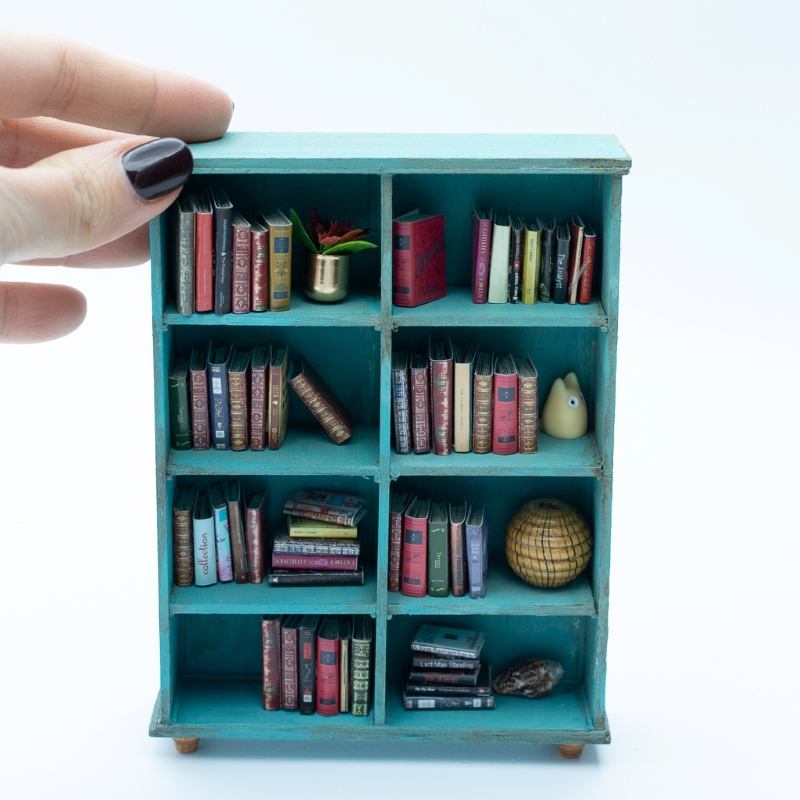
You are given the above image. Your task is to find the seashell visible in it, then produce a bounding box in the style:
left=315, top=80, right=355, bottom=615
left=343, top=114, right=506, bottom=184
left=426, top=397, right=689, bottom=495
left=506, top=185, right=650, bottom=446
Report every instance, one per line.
left=492, top=658, right=564, bottom=698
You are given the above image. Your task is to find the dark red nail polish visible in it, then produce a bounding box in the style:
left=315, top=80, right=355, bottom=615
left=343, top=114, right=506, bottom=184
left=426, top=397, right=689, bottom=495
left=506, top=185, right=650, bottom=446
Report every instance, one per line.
left=122, top=138, right=193, bottom=201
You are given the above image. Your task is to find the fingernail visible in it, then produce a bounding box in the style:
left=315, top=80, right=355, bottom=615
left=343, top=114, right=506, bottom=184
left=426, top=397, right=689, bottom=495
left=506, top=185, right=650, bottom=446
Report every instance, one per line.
left=122, top=138, right=193, bottom=201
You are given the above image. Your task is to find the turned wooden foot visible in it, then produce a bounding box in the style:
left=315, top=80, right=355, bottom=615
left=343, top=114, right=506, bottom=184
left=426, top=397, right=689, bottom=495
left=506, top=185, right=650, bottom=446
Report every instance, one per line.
left=173, top=737, right=200, bottom=754
left=558, top=744, right=585, bottom=759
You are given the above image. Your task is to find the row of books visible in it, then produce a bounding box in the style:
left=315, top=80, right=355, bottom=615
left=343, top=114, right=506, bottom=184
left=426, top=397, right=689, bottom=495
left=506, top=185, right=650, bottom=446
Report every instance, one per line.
left=172, top=190, right=293, bottom=315
left=404, top=624, right=494, bottom=710
left=169, top=344, right=352, bottom=451
left=472, top=210, right=597, bottom=306
left=392, top=342, right=538, bottom=456
left=262, top=614, right=372, bottom=716
left=390, top=493, right=488, bottom=599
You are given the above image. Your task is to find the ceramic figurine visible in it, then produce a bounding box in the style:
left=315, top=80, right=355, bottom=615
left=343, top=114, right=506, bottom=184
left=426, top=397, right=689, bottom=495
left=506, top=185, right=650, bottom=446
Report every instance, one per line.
left=493, top=658, right=564, bottom=698
left=541, top=372, right=588, bottom=439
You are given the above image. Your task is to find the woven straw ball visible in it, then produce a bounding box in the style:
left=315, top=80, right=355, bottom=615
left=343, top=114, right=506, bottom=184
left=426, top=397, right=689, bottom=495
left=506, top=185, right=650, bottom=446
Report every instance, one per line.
left=506, top=498, right=592, bottom=588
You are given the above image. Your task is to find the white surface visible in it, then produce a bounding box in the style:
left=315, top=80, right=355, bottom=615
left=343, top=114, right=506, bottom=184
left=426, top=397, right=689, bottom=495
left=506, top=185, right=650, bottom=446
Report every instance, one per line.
left=2, top=1, right=798, bottom=797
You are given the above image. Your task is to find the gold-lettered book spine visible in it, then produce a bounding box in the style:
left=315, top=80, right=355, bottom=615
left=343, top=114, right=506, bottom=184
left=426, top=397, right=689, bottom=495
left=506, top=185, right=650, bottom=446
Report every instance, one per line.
left=522, top=227, right=541, bottom=304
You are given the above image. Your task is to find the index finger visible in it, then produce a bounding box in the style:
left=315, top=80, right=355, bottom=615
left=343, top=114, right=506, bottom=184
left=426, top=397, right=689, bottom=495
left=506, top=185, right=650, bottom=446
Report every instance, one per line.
left=0, top=30, right=233, bottom=142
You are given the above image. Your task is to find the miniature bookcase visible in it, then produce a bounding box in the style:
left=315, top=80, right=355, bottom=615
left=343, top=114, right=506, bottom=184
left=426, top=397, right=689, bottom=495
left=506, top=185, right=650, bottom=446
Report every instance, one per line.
left=148, top=133, right=630, bottom=754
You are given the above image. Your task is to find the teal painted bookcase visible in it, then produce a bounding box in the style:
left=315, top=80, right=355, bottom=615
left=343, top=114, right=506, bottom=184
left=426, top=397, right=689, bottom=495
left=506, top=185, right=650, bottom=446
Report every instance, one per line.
left=148, top=133, right=630, bottom=756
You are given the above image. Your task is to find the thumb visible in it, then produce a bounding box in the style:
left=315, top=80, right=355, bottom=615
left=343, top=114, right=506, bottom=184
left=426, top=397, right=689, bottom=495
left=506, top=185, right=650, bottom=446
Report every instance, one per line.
left=0, top=136, right=193, bottom=264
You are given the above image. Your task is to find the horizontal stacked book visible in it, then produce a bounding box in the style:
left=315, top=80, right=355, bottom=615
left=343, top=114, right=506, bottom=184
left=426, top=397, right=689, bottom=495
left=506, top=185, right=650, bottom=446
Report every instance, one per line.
left=262, top=614, right=373, bottom=716
left=268, top=490, right=367, bottom=587
left=403, top=625, right=494, bottom=710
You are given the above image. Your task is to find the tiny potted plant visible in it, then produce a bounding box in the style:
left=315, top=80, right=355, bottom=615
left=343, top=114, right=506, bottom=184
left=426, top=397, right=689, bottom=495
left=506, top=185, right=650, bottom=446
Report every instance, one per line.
left=291, top=208, right=377, bottom=302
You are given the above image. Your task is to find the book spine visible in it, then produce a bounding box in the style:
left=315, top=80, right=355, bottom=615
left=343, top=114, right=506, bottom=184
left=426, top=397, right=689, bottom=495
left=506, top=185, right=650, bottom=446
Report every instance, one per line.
left=195, top=211, right=213, bottom=312
left=406, top=683, right=489, bottom=696
left=286, top=507, right=356, bottom=528
left=245, top=506, right=265, bottom=584
left=404, top=695, right=494, bottom=710
left=410, top=643, right=479, bottom=660
left=214, top=206, right=232, bottom=315
left=453, top=362, right=473, bottom=453
left=228, top=499, right=249, bottom=584
left=209, top=362, right=230, bottom=450
left=250, top=364, right=266, bottom=451
left=391, top=221, right=415, bottom=307
left=472, top=370, right=493, bottom=454
left=189, top=367, right=210, bottom=450
left=412, top=657, right=478, bottom=670
left=568, top=219, right=585, bottom=305
left=212, top=504, right=234, bottom=582
left=268, top=362, right=284, bottom=450
left=449, top=520, right=467, bottom=597
left=281, top=628, right=299, bottom=710
left=522, top=228, right=540, bottom=305
left=168, top=373, right=192, bottom=450
left=228, top=369, right=249, bottom=452
left=274, top=538, right=360, bottom=556
left=492, top=371, right=519, bottom=455
left=401, top=515, right=428, bottom=597
left=430, top=357, right=453, bottom=456
left=316, top=634, right=339, bottom=716
left=466, top=520, right=488, bottom=600
left=339, top=637, right=351, bottom=713
left=251, top=228, right=269, bottom=311
left=388, top=510, right=403, bottom=592
left=539, top=225, right=554, bottom=303
left=487, top=219, right=510, bottom=303
left=271, top=553, right=359, bottom=571
left=267, top=568, right=365, bottom=587
left=289, top=373, right=351, bottom=445
left=172, top=507, right=195, bottom=587
left=518, top=375, right=539, bottom=454
left=472, top=214, right=492, bottom=304
left=262, top=618, right=282, bottom=710
left=192, top=515, right=217, bottom=587
left=410, top=365, right=431, bottom=454
left=299, top=627, right=316, bottom=714
left=408, top=671, right=477, bottom=686
left=176, top=208, right=195, bottom=316
left=392, top=365, right=412, bottom=455
left=508, top=222, right=522, bottom=303
left=351, top=638, right=371, bottom=716
left=577, top=230, right=596, bottom=304
left=427, top=521, right=449, bottom=597
left=553, top=227, right=570, bottom=304
left=232, top=222, right=251, bottom=313
left=268, top=225, right=292, bottom=312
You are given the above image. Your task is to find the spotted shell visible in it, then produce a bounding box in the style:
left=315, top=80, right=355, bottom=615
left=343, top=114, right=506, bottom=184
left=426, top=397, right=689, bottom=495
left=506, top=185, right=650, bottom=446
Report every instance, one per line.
left=505, top=498, right=592, bottom=588
left=492, top=658, right=564, bottom=698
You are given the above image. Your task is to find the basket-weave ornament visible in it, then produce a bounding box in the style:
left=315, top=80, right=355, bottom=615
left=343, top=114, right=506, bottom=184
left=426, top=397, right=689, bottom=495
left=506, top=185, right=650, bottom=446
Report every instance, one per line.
left=505, top=498, right=592, bottom=588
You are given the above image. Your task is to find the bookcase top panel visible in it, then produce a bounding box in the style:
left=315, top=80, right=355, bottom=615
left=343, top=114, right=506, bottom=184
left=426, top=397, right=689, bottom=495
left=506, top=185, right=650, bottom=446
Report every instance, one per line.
left=189, top=133, right=631, bottom=175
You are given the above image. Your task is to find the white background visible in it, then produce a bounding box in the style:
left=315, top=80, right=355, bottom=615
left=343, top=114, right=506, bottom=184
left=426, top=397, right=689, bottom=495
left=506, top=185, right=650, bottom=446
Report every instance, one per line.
left=2, top=1, right=798, bottom=797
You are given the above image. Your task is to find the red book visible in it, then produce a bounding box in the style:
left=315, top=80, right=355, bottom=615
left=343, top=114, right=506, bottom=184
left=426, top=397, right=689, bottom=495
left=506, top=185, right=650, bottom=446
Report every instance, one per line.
left=577, top=221, right=596, bottom=304
left=401, top=497, right=431, bottom=598
left=194, top=193, right=213, bottom=312
left=261, top=614, right=282, bottom=711
left=250, top=219, right=269, bottom=312
left=429, top=338, right=453, bottom=456
left=246, top=490, right=268, bottom=583
left=232, top=212, right=251, bottom=313
left=271, top=553, right=359, bottom=571
left=392, top=211, right=446, bottom=308
left=567, top=216, right=585, bottom=305
left=316, top=617, right=340, bottom=716
left=471, top=208, right=492, bottom=304
left=492, top=355, right=519, bottom=455
left=388, top=491, right=411, bottom=592
left=249, top=346, right=270, bottom=451
left=189, top=346, right=210, bottom=450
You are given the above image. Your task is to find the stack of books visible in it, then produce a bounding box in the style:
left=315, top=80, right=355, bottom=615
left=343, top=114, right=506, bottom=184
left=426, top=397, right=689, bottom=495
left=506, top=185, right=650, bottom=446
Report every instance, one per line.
left=403, top=624, right=494, bottom=710
left=262, top=614, right=373, bottom=716
left=267, top=490, right=367, bottom=587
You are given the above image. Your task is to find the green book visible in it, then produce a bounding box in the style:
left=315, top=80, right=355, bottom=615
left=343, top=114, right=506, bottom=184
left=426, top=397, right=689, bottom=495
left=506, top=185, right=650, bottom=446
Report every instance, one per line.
left=351, top=615, right=372, bottom=716
left=427, top=502, right=449, bottom=597
left=168, top=358, right=191, bottom=450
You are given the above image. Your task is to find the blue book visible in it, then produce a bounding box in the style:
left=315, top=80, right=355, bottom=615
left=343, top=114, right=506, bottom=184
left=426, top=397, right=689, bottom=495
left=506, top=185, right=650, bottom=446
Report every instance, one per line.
left=208, top=343, right=232, bottom=450
left=465, top=505, right=488, bottom=599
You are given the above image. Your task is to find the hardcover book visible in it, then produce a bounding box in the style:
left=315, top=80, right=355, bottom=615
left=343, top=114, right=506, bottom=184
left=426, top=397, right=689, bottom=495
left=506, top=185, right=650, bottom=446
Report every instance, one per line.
left=267, top=567, right=365, bottom=587
left=249, top=218, right=269, bottom=312
left=403, top=694, right=494, bottom=710
left=231, top=211, right=251, bottom=313
left=284, top=490, right=365, bottom=528
left=228, top=349, right=251, bottom=452
left=492, top=355, right=519, bottom=455
left=168, top=357, right=191, bottom=450
left=516, top=355, right=539, bottom=454
left=388, top=491, right=412, bottom=592
left=260, top=209, right=292, bottom=312
left=487, top=214, right=511, bottom=303
left=427, top=502, right=449, bottom=597
left=404, top=677, right=492, bottom=696
left=208, top=344, right=232, bottom=450
left=287, top=515, right=359, bottom=538
left=249, top=345, right=271, bottom=451
left=466, top=505, right=489, bottom=599
left=192, top=490, right=217, bottom=587
left=429, top=338, right=454, bottom=456
left=539, top=218, right=556, bottom=303
left=567, top=215, right=585, bottom=305
left=401, top=497, right=431, bottom=598
left=351, top=615, right=372, bottom=716
left=553, top=223, right=571, bottom=304
left=411, top=654, right=479, bottom=670
left=507, top=216, right=523, bottom=303
left=289, top=358, right=352, bottom=445
left=273, top=534, right=360, bottom=556
left=471, top=208, right=493, bottom=304
left=281, top=615, right=302, bottom=710
left=299, top=615, right=320, bottom=714
left=391, top=350, right=412, bottom=455
left=316, top=617, right=340, bottom=716
left=261, top=614, right=283, bottom=711
left=521, top=219, right=542, bottom=305
left=245, top=489, right=268, bottom=583
left=409, top=353, right=431, bottom=454
left=575, top=216, right=596, bottom=304
left=453, top=344, right=478, bottom=453
left=210, top=189, right=233, bottom=315
left=471, top=351, right=494, bottom=454
left=271, top=553, right=359, bottom=571
left=448, top=502, right=468, bottom=597
left=268, top=346, right=291, bottom=450
left=173, top=193, right=195, bottom=316
left=391, top=210, right=446, bottom=307
left=407, top=668, right=480, bottom=686
left=411, top=624, right=485, bottom=660
left=226, top=480, right=249, bottom=584
left=193, top=192, right=213, bottom=312
left=189, top=346, right=210, bottom=450
left=172, top=486, right=196, bottom=587
left=339, top=616, right=352, bottom=714
left=209, top=483, right=234, bottom=583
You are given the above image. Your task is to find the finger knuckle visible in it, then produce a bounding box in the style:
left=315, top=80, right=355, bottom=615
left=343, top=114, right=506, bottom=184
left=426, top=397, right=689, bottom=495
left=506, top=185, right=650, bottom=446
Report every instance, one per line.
left=61, top=158, right=112, bottom=242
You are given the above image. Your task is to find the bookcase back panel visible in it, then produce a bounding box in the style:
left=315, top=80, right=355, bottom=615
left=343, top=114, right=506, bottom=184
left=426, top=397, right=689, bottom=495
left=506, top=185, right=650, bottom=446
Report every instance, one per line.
left=182, top=614, right=262, bottom=676
left=392, top=173, right=604, bottom=292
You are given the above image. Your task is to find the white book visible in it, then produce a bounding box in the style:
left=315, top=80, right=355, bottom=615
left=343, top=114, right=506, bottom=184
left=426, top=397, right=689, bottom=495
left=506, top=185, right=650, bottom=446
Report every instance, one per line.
left=487, top=215, right=511, bottom=303
left=192, top=491, right=217, bottom=586
left=411, top=624, right=485, bottom=660
left=209, top=484, right=233, bottom=582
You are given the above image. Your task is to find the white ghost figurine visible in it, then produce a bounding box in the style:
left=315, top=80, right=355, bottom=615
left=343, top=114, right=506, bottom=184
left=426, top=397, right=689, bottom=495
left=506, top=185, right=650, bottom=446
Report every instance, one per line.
left=541, top=372, right=588, bottom=439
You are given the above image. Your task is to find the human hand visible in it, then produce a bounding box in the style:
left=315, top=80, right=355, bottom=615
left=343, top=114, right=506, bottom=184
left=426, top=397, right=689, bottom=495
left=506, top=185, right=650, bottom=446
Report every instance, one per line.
left=0, top=30, right=233, bottom=343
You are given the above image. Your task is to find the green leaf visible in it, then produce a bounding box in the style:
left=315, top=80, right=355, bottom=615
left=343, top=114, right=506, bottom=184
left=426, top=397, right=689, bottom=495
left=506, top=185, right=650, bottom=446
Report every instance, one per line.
left=290, top=208, right=318, bottom=253
left=322, top=240, right=379, bottom=255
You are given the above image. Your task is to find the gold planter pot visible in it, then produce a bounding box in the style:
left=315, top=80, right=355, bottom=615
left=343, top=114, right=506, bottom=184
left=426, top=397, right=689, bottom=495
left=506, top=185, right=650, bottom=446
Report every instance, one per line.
left=305, top=252, right=351, bottom=302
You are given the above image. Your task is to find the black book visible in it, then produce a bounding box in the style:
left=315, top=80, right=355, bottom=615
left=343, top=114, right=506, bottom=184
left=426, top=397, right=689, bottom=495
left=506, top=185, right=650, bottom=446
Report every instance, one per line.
left=210, top=189, right=233, bottom=314
left=168, top=357, right=191, bottom=450
left=405, top=664, right=492, bottom=696
left=411, top=655, right=480, bottom=671
left=207, top=343, right=232, bottom=450
left=507, top=216, right=523, bottom=303
left=298, top=615, right=321, bottom=714
left=552, top=224, right=571, bottom=305
left=539, top=218, right=556, bottom=303
left=391, top=350, right=411, bottom=455
left=408, top=667, right=480, bottom=686
left=267, top=567, right=365, bottom=587
left=403, top=693, right=494, bottom=710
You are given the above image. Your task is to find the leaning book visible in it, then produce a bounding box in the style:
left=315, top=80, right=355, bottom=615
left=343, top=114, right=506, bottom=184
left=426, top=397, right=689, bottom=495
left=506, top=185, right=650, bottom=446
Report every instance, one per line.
left=410, top=624, right=485, bottom=660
